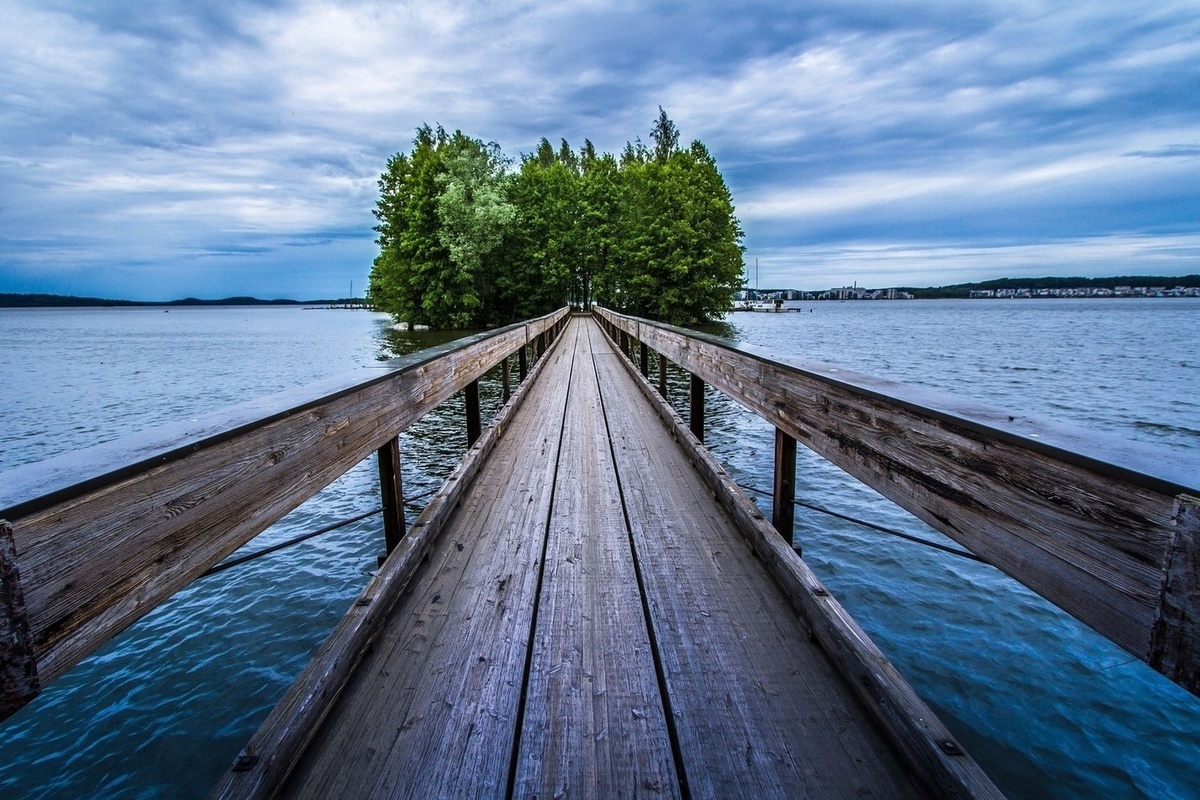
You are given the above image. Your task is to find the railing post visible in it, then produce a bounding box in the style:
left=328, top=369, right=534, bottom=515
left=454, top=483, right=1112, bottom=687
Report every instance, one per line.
left=640, top=342, right=649, bottom=377
left=502, top=355, right=511, bottom=403
left=377, top=437, right=406, bottom=565
left=658, top=353, right=668, bottom=398
left=465, top=380, right=481, bottom=447
left=519, top=344, right=528, bottom=380
left=619, top=330, right=629, bottom=357
left=1, top=519, right=39, bottom=718
left=690, top=374, right=705, bottom=442
left=772, top=428, right=797, bottom=547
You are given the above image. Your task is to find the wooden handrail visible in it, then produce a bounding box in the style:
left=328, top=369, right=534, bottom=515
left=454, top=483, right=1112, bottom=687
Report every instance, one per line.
left=595, top=306, right=1200, bottom=697
left=0, top=308, right=569, bottom=719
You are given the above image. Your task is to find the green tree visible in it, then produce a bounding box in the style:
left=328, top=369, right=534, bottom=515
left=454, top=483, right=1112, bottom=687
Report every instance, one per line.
left=368, top=125, right=450, bottom=328
left=595, top=111, right=744, bottom=325
left=431, top=132, right=515, bottom=328
left=501, top=139, right=580, bottom=317
left=369, top=112, right=743, bottom=329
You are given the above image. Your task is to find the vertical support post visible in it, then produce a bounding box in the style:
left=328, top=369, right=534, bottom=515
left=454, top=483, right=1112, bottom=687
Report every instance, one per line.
left=772, top=428, right=797, bottom=545
left=502, top=355, right=511, bottom=403
left=377, top=437, right=406, bottom=563
left=519, top=343, right=528, bottom=380
left=1149, top=495, right=1200, bottom=693
left=640, top=342, right=649, bottom=377
left=689, top=374, right=705, bottom=443
left=1, top=519, right=40, bottom=719
left=658, top=353, right=668, bottom=399
left=620, top=331, right=630, bottom=358
left=465, top=379, right=481, bottom=447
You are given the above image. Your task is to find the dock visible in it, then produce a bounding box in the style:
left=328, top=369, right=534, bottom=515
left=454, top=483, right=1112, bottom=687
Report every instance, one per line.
left=3, top=308, right=1197, bottom=798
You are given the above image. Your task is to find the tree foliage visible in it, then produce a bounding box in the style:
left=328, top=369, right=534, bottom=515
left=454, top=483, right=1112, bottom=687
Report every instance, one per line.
left=369, top=110, right=744, bottom=328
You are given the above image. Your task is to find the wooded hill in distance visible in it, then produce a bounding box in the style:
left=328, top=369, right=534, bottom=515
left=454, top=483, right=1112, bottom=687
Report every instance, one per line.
left=368, top=110, right=745, bottom=329
left=0, top=294, right=360, bottom=308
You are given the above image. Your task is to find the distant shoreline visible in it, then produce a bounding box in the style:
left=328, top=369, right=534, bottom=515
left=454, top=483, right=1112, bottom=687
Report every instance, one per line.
left=0, top=293, right=369, bottom=309
left=747, top=273, right=1200, bottom=300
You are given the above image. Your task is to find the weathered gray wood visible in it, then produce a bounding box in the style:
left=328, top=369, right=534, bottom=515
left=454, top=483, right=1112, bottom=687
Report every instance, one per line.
left=210, top=313, right=572, bottom=800
left=589, top=324, right=942, bottom=800
left=502, top=354, right=511, bottom=402
left=1, top=521, right=39, bottom=717
left=689, top=373, right=704, bottom=442
left=0, top=308, right=568, bottom=714
left=377, top=437, right=405, bottom=560
left=261, top=318, right=579, bottom=800
left=772, top=428, right=797, bottom=542
left=513, top=322, right=680, bottom=800
left=218, top=316, right=1000, bottom=798
left=596, top=319, right=1003, bottom=799
left=597, top=306, right=1200, bottom=697
left=1149, top=495, right=1200, bottom=690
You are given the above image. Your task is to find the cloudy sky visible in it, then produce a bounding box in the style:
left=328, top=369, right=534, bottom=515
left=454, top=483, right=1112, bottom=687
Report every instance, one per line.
left=2, top=0, right=1198, bottom=300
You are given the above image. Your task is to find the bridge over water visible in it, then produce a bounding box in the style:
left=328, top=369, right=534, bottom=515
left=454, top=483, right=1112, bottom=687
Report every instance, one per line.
left=2, top=309, right=1196, bottom=798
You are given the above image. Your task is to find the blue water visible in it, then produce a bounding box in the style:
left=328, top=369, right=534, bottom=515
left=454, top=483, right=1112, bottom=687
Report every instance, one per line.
left=1, top=301, right=1198, bottom=798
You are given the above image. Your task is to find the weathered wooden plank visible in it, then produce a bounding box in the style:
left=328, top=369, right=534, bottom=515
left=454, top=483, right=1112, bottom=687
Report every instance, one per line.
left=1, top=521, right=39, bottom=717
left=513, top=323, right=680, bottom=800
left=247, top=319, right=577, bottom=800
left=588, top=322, right=936, bottom=800
left=0, top=308, right=568, bottom=714
left=211, top=313, right=573, bottom=799
left=597, top=307, right=1200, bottom=696
left=1149, top=495, right=1200, bottom=690
left=596, top=320, right=1002, bottom=799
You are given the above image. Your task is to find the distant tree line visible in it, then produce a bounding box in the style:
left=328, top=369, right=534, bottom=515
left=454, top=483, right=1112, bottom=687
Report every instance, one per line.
left=367, top=110, right=745, bottom=329
left=0, top=294, right=361, bottom=308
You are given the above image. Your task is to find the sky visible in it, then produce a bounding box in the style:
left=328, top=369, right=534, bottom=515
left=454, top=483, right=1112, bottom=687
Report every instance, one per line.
left=1, top=0, right=1198, bottom=300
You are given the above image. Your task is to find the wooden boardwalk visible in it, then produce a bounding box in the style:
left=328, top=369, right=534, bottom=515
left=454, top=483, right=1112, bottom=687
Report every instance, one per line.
left=229, top=316, right=944, bottom=798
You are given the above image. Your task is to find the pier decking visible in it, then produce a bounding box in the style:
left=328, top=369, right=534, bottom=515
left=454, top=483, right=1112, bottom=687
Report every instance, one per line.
left=212, top=316, right=988, bottom=798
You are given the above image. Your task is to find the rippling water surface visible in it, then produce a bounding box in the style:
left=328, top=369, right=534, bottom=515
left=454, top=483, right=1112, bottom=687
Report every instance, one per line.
left=1, top=300, right=1197, bottom=798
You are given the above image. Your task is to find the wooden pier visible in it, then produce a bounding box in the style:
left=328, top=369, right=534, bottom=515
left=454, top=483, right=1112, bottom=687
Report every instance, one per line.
left=3, top=307, right=1197, bottom=798
left=211, top=314, right=992, bottom=798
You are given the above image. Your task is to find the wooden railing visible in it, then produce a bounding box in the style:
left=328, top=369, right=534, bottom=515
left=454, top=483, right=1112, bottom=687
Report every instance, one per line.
left=596, top=307, right=1200, bottom=698
left=0, top=308, right=570, bottom=719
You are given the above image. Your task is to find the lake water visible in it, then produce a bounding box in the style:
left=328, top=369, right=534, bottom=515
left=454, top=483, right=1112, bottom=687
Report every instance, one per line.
left=1, top=300, right=1198, bottom=798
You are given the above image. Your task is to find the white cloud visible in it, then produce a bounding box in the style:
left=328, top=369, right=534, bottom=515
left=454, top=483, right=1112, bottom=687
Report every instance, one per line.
left=1, top=0, right=1199, bottom=299
left=754, top=233, right=1200, bottom=290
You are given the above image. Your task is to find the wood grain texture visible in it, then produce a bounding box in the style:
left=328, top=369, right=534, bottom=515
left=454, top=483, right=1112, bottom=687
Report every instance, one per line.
left=590, top=323, right=935, bottom=800
left=596, top=319, right=1003, bottom=799
left=1, top=520, right=39, bottom=716
left=258, top=319, right=578, bottom=800
left=512, top=322, right=680, bottom=800
left=216, top=315, right=1001, bottom=798
left=211, top=312, right=571, bottom=799
left=1149, top=495, right=1200, bottom=691
left=597, top=307, right=1200, bottom=696
left=0, top=309, right=568, bottom=714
